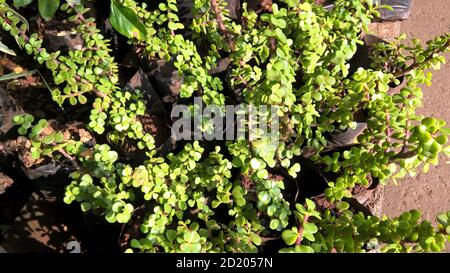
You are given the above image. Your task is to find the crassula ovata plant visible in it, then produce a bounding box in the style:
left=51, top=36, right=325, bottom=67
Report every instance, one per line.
left=0, top=0, right=449, bottom=253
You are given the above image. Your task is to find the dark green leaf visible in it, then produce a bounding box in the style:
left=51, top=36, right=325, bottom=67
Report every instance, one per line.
left=13, top=0, right=34, bottom=8
left=38, top=0, right=60, bottom=22
left=109, top=0, right=147, bottom=39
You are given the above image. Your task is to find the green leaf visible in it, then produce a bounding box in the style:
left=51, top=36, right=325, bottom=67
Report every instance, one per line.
left=13, top=0, right=34, bottom=8
left=18, top=127, right=27, bottom=135
left=435, top=135, right=448, bottom=145
left=69, top=97, right=77, bottom=106
left=211, top=200, right=221, bottom=208
left=168, top=21, right=184, bottom=31
left=303, top=222, right=318, bottom=234
left=0, top=70, right=36, bottom=82
left=183, top=231, right=200, bottom=243
left=295, top=245, right=315, bottom=253
left=105, top=212, right=116, bottom=223
left=31, top=150, right=41, bottom=159
left=38, top=119, right=48, bottom=128
left=4, top=4, right=29, bottom=31
left=187, top=199, right=196, bottom=207
left=78, top=95, right=87, bottom=104
left=378, top=4, right=394, bottom=11
left=267, top=69, right=281, bottom=81
left=13, top=115, right=24, bottom=125
left=166, top=230, right=177, bottom=242
left=271, top=17, right=286, bottom=29
left=42, top=134, right=54, bottom=145
left=130, top=239, right=140, bottom=248
left=124, top=204, right=134, bottom=214
left=0, top=41, right=16, bottom=56
left=290, top=163, right=301, bottom=173
left=109, top=0, right=147, bottom=39
left=303, top=231, right=315, bottom=242
left=250, top=158, right=262, bottom=170
left=256, top=169, right=269, bottom=179
left=250, top=233, right=262, bottom=246
left=281, top=229, right=298, bottom=245
left=80, top=202, right=91, bottom=212
left=258, top=191, right=270, bottom=204
left=179, top=242, right=201, bottom=253
left=305, top=198, right=316, bottom=210
left=112, top=202, right=123, bottom=213
left=437, top=213, right=449, bottom=226
left=31, top=125, right=43, bottom=136
left=336, top=201, right=350, bottom=211
left=81, top=174, right=93, bottom=184
left=38, top=0, right=60, bottom=22
left=270, top=219, right=280, bottom=230
left=53, top=132, right=65, bottom=143
left=158, top=3, right=167, bottom=11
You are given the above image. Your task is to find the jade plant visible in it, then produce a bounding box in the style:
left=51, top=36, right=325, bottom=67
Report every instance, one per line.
left=0, top=0, right=450, bottom=253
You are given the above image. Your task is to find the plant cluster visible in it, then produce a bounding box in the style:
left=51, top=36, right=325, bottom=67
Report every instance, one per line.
left=1, top=0, right=450, bottom=253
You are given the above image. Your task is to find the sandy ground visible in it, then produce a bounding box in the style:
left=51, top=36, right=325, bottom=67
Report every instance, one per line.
left=382, top=0, right=450, bottom=243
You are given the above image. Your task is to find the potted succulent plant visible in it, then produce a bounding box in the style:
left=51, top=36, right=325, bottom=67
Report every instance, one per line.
left=0, top=0, right=449, bottom=253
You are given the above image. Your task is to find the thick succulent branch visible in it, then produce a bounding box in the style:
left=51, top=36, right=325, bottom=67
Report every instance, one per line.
left=295, top=215, right=310, bottom=245
left=394, top=38, right=450, bottom=78
left=210, top=0, right=235, bottom=51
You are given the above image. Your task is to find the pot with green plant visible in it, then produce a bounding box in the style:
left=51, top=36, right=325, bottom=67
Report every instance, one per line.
left=0, top=0, right=450, bottom=253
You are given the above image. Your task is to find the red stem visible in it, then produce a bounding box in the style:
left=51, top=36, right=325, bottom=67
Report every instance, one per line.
left=295, top=215, right=309, bottom=245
